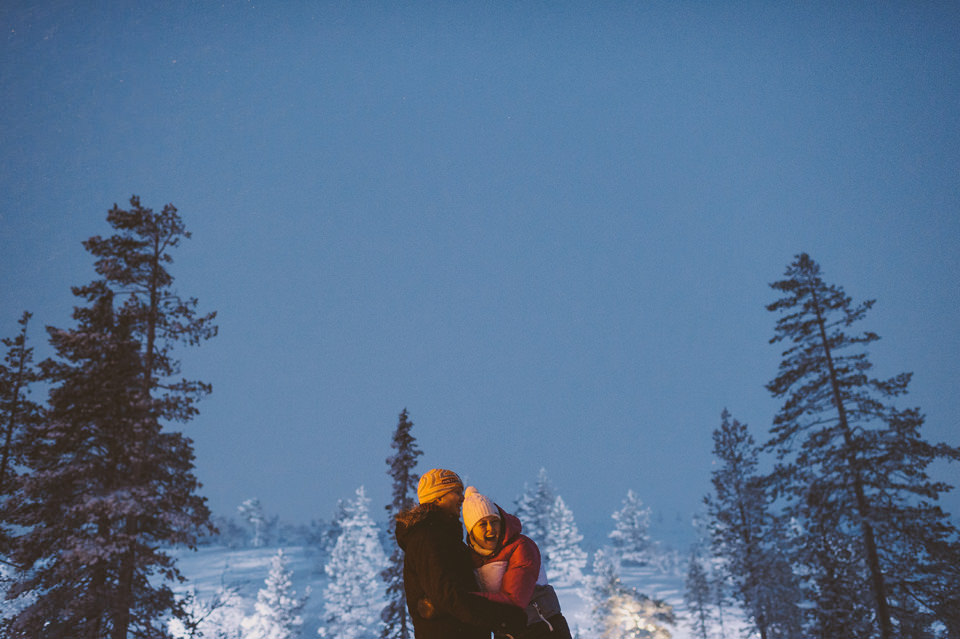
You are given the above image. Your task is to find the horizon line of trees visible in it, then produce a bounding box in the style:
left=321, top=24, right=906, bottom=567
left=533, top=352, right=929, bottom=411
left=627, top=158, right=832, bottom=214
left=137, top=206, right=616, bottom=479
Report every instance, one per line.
left=165, top=458, right=675, bottom=639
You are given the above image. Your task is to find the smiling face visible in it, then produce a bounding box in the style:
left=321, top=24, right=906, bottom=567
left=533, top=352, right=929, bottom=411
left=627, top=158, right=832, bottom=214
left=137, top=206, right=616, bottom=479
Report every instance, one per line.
left=470, top=515, right=502, bottom=551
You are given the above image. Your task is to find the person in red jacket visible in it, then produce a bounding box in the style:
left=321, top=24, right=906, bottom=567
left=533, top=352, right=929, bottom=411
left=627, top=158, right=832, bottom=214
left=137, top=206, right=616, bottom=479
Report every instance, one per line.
left=462, top=486, right=572, bottom=639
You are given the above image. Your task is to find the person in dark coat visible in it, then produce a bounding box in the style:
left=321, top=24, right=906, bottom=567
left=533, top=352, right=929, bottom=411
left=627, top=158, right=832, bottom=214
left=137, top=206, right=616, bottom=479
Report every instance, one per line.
left=395, top=468, right=526, bottom=639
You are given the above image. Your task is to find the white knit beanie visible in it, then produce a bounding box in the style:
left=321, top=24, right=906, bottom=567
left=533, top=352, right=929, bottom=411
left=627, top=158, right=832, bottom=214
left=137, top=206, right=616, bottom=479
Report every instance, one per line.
left=461, top=486, right=499, bottom=532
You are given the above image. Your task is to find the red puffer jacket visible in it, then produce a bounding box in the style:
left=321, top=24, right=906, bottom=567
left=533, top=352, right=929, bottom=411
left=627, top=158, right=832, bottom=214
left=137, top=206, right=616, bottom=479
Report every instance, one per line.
left=470, top=507, right=547, bottom=608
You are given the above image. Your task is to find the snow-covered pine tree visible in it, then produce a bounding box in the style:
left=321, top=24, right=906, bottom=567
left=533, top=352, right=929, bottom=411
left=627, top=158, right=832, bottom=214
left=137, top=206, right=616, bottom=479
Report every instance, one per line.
left=788, top=481, right=874, bottom=638
left=584, top=548, right=618, bottom=629
left=609, top=489, right=652, bottom=567
left=381, top=408, right=422, bottom=639
left=169, top=584, right=245, bottom=639
left=684, top=546, right=712, bottom=639
left=241, top=549, right=308, bottom=639
left=691, top=512, right=733, bottom=639
left=705, top=409, right=802, bottom=639
left=545, top=495, right=587, bottom=586
left=238, top=498, right=268, bottom=548
left=8, top=301, right=159, bottom=638
left=585, top=549, right=674, bottom=639
left=322, top=497, right=349, bottom=558
left=765, top=253, right=960, bottom=637
left=711, top=573, right=730, bottom=639
left=514, top=467, right=556, bottom=556
left=2, top=197, right=216, bottom=639
left=320, top=486, right=388, bottom=639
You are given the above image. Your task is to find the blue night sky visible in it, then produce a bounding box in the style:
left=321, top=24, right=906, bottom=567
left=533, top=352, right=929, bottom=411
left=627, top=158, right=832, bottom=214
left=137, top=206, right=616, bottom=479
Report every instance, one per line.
left=2, top=2, right=959, bottom=538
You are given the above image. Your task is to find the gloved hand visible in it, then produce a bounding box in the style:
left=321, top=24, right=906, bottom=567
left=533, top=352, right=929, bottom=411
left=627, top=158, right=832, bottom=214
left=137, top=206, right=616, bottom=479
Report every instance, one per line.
left=492, top=603, right=528, bottom=638
left=417, top=597, right=436, bottom=619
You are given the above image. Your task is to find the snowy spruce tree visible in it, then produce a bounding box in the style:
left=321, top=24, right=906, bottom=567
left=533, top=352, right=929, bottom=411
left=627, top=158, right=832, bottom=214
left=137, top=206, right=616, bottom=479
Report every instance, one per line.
left=684, top=546, right=713, bottom=639
left=169, top=584, right=245, bottom=639
left=585, top=549, right=674, bottom=639
left=514, top=467, right=556, bottom=555
left=609, top=489, right=652, bottom=567
left=239, top=498, right=268, bottom=548
left=705, top=409, right=801, bottom=639
left=242, top=549, right=308, bottom=639
left=322, top=498, right=349, bottom=558
left=789, top=481, right=876, bottom=638
left=2, top=197, right=217, bottom=639
left=320, top=486, right=388, bottom=639
left=381, top=408, right=422, bottom=639
left=765, top=253, right=960, bottom=637
left=545, top=495, right=587, bottom=586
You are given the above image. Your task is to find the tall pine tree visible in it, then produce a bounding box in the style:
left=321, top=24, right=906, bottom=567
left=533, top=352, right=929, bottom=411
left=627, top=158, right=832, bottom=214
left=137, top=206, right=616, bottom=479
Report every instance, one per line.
left=0, top=312, right=43, bottom=558
left=381, top=408, right=422, bottom=639
left=684, top=546, right=712, bottom=639
left=705, top=409, right=800, bottom=639
left=0, top=312, right=42, bottom=499
left=3, top=197, right=217, bottom=639
left=238, top=498, right=268, bottom=547
left=765, top=253, right=960, bottom=637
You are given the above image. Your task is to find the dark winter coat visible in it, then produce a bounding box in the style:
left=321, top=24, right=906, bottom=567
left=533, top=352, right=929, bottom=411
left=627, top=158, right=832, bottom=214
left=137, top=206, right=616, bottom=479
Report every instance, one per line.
left=395, top=502, right=526, bottom=639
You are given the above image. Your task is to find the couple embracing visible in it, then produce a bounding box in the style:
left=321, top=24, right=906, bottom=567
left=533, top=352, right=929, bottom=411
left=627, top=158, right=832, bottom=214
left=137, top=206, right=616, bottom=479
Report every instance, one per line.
left=395, top=468, right=572, bottom=639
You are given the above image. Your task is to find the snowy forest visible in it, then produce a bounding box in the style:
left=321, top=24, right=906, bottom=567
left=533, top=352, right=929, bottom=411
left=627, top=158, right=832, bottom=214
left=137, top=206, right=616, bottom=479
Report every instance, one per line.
left=2, top=199, right=959, bottom=638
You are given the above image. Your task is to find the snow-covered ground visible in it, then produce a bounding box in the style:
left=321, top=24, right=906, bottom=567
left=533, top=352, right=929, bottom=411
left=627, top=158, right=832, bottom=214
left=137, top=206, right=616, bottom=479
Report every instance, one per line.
left=170, top=544, right=742, bottom=638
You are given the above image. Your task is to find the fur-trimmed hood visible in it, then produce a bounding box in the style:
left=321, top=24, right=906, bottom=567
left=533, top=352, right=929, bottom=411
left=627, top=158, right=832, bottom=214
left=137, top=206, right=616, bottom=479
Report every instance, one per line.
left=395, top=502, right=463, bottom=551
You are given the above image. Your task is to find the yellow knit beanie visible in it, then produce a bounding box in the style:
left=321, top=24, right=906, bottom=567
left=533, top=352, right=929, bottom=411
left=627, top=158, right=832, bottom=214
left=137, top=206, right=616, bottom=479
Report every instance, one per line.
left=417, top=468, right=464, bottom=504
